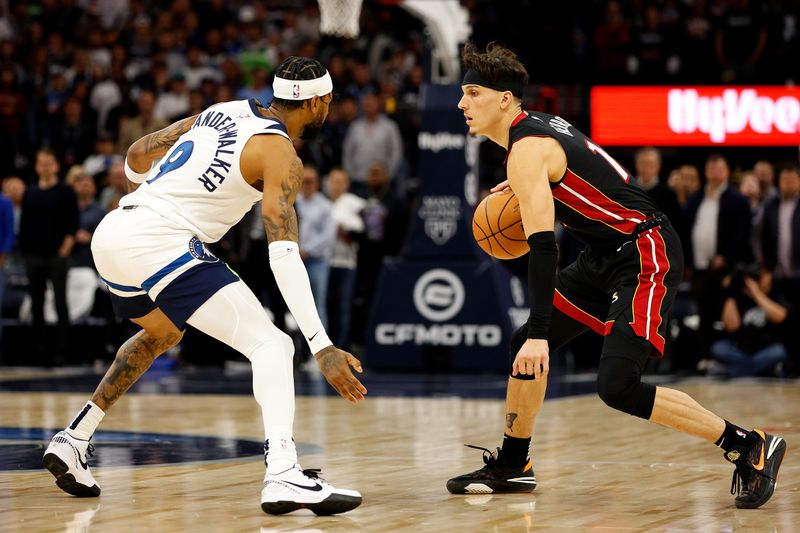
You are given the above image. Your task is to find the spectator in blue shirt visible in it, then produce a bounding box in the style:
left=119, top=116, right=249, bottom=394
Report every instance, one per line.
left=0, top=183, right=15, bottom=346
left=295, top=164, right=335, bottom=329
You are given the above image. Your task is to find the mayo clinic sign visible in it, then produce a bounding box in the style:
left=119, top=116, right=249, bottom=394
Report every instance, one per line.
left=591, top=86, right=800, bottom=146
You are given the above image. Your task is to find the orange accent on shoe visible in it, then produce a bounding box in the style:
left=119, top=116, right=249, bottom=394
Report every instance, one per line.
left=751, top=429, right=766, bottom=471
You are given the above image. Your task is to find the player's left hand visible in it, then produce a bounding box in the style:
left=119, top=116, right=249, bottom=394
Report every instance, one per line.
left=315, top=346, right=368, bottom=404
left=490, top=180, right=511, bottom=193
left=512, top=339, right=549, bottom=380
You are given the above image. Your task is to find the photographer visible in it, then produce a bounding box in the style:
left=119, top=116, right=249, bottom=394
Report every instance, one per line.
left=710, top=266, right=790, bottom=377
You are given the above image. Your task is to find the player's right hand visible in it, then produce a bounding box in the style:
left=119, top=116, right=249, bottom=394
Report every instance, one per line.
left=314, top=346, right=367, bottom=404
left=490, top=180, right=511, bottom=193
left=512, top=339, right=550, bottom=380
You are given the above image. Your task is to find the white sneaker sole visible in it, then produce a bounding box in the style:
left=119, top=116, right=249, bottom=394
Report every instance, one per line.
left=261, top=492, right=362, bottom=516
left=42, top=453, right=100, bottom=497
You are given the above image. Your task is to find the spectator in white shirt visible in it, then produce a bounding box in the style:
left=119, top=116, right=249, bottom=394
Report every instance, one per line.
left=325, top=168, right=365, bottom=349
left=154, top=73, right=190, bottom=122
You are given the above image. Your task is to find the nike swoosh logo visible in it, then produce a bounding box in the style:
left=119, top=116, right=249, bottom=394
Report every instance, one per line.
left=284, top=481, right=323, bottom=492
left=308, top=331, right=319, bottom=342
left=507, top=477, right=536, bottom=484
left=75, top=448, right=89, bottom=470
left=752, top=429, right=766, bottom=470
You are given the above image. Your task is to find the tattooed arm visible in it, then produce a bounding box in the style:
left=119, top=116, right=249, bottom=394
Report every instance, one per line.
left=261, top=155, right=302, bottom=243
left=125, top=114, right=200, bottom=179
left=259, top=142, right=367, bottom=403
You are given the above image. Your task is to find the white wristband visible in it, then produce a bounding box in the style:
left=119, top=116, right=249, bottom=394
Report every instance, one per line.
left=124, top=158, right=151, bottom=184
left=268, top=240, right=333, bottom=354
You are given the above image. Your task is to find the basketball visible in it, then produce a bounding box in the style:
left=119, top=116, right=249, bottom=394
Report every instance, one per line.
left=472, top=189, right=529, bottom=259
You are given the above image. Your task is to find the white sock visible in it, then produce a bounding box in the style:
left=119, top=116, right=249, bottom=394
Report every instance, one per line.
left=252, top=342, right=298, bottom=474
left=265, top=436, right=297, bottom=474
left=65, top=401, right=105, bottom=440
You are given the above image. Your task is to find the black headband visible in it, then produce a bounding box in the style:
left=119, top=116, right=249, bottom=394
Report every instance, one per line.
left=462, top=69, right=523, bottom=98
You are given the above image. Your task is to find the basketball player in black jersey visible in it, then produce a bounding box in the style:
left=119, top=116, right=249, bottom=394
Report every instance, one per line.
left=446, top=43, right=785, bottom=509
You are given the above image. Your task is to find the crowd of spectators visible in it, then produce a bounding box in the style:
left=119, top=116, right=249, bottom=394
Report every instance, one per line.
left=629, top=149, right=800, bottom=378
left=0, top=0, right=421, bottom=364
left=0, top=1, right=797, bottom=379
left=468, top=0, right=799, bottom=86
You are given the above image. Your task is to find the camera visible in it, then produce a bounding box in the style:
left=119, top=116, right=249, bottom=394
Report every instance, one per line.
left=728, top=263, right=760, bottom=293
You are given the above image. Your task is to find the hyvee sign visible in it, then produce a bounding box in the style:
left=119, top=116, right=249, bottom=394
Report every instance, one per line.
left=591, top=86, right=800, bottom=146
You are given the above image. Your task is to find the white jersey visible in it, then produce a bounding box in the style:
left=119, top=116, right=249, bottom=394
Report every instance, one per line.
left=119, top=98, right=290, bottom=243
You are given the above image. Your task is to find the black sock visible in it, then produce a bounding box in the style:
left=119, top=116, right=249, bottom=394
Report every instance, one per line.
left=499, top=434, right=530, bottom=467
left=715, top=421, right=759, bottom=453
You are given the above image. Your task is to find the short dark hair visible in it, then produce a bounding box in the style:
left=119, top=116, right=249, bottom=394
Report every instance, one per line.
left=36, top=147, right=58, bottom=159
left=706, top=153, right=728, bottom=166
left=270, top=56, right=328, bottom=110
left=778, top=163, right=800, bottom=176
left=635, top=146, right=661, bottom=163
left=461, top=42, right=529, bottom=94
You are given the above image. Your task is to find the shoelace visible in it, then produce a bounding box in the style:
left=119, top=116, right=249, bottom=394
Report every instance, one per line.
left=86, top=443, right=95, bottom=459
left=730, top=463, right=753, bottom=496
left=464, top=444, right=500, bottom=467
left=302, top=468, right=323, bottom=479
left=263, top=467, right=326, bottom=488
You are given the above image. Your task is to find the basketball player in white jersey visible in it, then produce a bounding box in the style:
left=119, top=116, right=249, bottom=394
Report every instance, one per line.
left=43, top=57, right=367, bottom=516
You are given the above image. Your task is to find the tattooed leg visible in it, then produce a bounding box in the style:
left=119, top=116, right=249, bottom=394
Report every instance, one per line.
left=505, top=376, right=547, bottom=438
left=91, top=329, right=183, bottom=411
left=506, top=413, right=518, bottom=431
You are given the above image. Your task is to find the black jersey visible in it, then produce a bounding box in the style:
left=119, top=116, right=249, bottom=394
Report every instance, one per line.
left=506, top=110, right=660, bottom=248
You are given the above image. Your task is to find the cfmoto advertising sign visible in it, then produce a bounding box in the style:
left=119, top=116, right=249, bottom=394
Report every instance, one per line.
left=366, top=263, right=519, bottom=371
left=591, top=86, right=800, bottom=146
left=366, top=85, right=525, bottom=373
left=374, top=268, right=502, bottom=348
left=413, top=269, right=465, bottom=321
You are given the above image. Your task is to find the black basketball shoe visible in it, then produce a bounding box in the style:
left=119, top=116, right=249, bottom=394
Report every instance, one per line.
left=725, top=429, right=786, bottom=509
left=446, top=445, right=536, bottom=494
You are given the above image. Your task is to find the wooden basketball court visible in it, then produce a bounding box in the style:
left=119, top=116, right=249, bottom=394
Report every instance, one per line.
left=1, top=375, right=798, bottom=532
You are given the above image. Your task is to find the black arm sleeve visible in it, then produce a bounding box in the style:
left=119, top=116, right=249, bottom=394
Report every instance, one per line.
left=526, top=231, right=558, bottom=339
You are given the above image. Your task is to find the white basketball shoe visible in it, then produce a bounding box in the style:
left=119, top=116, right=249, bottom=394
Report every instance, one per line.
left=261, top=465, right=361, bottom=515
left=43, top=431, right=101, bottom=497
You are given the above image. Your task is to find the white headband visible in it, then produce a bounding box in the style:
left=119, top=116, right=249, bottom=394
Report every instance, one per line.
left=272, top=71, right=333, bottom=100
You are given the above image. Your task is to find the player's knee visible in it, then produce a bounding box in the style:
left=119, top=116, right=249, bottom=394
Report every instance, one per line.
left=596, top=357, right=654, bottom=419
left=162, top=329, right=184, bottom=347
left=248, top=329, right=295, bottom=364
left=509, top=325, right=536, bottom=380
left=596, top=370, right=634, bottom=412
left=277, top=330, right=294, bottom=359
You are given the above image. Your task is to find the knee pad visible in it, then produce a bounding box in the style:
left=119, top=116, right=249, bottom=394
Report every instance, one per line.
left=508, top=325, right=537, bottom=380
left=596, top=357, right=655, bottom=419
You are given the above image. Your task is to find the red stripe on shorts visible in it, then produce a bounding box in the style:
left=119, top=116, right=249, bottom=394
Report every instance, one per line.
left=629, top=228, right=670, bottom=355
